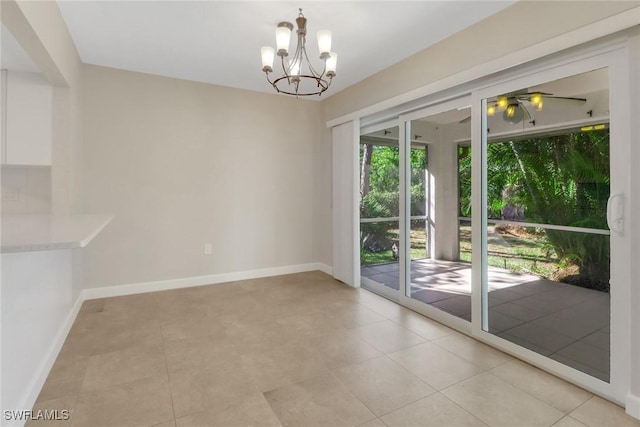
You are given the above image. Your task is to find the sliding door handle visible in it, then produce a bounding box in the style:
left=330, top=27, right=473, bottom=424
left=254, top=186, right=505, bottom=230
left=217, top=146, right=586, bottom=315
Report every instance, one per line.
left=607, top=193, right=624, bottom=234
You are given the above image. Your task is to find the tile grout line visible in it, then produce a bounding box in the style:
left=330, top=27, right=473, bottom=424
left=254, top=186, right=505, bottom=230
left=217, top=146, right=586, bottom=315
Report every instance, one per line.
left=429, top=337, right=511, bottom=372
left=326, top=370, right=378, bottom=424
left=445, top=370, right=570, bottom=422
left=155, top=293, right=178, bottom=426
left=384, top=342, right=490, bottom=396
left=381, top=390, right=491, bottom=427
left=566, top=396, right=597, bottom=425
left=330, top=353, right=438, bottom=419
left=488, top=364, right=594, bottom=416
left=67, top=360, right=89, bottom=427
left=56, top=301, right=98, bottom=427
left=436, top=392, right=492, bottom=427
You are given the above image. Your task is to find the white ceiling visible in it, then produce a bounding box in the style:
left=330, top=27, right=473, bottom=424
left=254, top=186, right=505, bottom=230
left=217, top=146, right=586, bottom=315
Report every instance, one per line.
left=56, top=1, right=515, bottom=99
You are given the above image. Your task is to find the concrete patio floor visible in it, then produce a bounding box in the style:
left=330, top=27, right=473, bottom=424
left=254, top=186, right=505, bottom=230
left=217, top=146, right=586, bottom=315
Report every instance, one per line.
left=361, top=259, right=610, bottom=382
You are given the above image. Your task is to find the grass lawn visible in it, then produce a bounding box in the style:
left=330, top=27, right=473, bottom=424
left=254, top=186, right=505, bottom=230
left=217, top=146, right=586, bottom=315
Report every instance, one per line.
left=362, top=222, right=561, bottom=280
left=360, top=225, right=427, bottom=265
left=459, top=224, right=559, bottom=278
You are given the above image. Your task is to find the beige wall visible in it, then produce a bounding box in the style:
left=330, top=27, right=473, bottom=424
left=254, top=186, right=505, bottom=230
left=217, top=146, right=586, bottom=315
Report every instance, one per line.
left=323, top=1, right=640, bottom=121
left=81, top=65, right=323, bottom=288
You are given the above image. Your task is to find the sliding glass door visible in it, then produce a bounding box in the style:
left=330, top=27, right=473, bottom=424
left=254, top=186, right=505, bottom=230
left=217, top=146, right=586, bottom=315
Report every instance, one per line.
left=359, top=126, right=402, bottom=298
left=479, top=67, right=615, bottom=382
left=358, top=98, right=475, bottom=329
left=356, top=49, right=630, bottom=402
left=399, top=101, right=473, bottom=326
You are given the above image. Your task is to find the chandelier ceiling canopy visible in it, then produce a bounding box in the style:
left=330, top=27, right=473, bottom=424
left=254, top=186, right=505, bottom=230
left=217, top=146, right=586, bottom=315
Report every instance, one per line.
left=260, top=9, right=337, bottom=97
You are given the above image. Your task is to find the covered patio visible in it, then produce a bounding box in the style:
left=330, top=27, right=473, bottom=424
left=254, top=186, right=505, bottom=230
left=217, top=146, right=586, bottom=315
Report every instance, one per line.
left=361, top=259, right=610, bottom=381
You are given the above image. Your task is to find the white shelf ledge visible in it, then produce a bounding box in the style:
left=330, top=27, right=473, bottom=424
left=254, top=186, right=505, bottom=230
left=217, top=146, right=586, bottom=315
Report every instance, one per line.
left=1, top=214, right=113, bottom=253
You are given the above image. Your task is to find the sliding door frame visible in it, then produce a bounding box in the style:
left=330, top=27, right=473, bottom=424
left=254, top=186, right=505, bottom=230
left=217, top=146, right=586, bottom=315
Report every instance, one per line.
left=472, top=47, right=631, bottom=404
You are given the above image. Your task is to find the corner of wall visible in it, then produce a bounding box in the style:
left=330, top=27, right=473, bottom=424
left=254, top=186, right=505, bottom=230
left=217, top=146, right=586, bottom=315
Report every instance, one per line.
left=312, top=108, right=333, bottom=268
left=626, top=393, right=640, bottom=420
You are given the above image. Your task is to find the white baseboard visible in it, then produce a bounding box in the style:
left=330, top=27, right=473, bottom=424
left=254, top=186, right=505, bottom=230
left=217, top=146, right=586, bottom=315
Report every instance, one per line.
left=315, top=263, right=333, bottom=276
left=626, top=393, right=640, bottom=420
left=11, top=294, right=84, bottom=426
left=83, top=262, right=334, bottom=300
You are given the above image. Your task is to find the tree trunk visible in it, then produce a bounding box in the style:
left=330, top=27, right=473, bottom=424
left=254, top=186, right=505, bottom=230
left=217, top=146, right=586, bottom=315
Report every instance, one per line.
left=360, top=143, right=373, bottom=199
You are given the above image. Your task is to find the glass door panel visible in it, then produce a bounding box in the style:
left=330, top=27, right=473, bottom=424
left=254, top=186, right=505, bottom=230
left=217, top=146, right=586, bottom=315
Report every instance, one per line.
left=405, top=106, right=472, bottom=322
left=359, top=126, right=402, bottom=295
left=410, top=146, right=428, bottom=262
left=482, top=68, right=611, bottom=382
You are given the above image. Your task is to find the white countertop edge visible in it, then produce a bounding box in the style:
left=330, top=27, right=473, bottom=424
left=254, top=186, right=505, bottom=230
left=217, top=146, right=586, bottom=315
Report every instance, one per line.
left=79, top=215, right=113, bottom=248
left=1, top=215, right=114, bottom=254
left=1, top=242, right=83, bottom=253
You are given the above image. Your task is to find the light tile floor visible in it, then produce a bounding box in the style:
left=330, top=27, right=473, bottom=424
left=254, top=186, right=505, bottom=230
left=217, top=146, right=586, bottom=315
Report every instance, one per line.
left=361, top=260, right=610, bottom=381
left=29, top=271, right=638, bottom=427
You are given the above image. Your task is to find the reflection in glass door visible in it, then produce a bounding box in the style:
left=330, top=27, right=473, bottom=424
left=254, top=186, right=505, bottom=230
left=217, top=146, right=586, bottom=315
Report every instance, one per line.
left=401, top=104, right=473, bottom=323
left=481, top=68, right=612, bottom=382
left=359, top=126, right=402, bottom=296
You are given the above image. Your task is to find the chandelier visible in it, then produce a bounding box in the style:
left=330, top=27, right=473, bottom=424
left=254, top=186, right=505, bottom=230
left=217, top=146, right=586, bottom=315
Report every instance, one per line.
left=260, top=9, right=337, bottom=97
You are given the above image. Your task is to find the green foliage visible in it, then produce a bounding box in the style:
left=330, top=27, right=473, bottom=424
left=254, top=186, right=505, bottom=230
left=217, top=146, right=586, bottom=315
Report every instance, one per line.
left=458, top=147, right=472, bottom=217
left=360, top=145, right=427, bottom=217
left=367, top=146, right=400, bottom=194
left=362, top=129, right=611, bottom=291
left=410, top=149, right=427, bottom=216
left=360, top=144, right=427, bottom=255
left=458, top=129, right=611, bottom=290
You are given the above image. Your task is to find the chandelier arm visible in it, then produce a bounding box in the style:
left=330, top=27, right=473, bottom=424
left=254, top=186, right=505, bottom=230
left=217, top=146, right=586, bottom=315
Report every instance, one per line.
left=280, top=55, right=293, bottom=85
left=301, top=46, right=323, bottom=81
left=291, top=35, right=304, bottom=74
left=298, top=33, right=306, bottom=60
left=264, top=72, right=281, bottom=93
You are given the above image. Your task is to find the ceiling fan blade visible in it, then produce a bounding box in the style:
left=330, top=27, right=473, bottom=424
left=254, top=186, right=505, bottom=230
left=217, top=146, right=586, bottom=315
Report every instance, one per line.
left=515, top=91, right=554, bottom=100
left=540, top=95, right=587, bottom=103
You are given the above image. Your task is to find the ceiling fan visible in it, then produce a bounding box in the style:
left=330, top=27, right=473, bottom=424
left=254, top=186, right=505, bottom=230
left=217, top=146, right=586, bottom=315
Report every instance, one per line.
left=460, top=90, right=587, bottom=125
left=491, top=90, right=588, bottom=124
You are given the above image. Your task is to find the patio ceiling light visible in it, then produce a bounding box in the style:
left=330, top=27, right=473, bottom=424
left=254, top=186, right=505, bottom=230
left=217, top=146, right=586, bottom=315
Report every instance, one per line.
left=260, top=9, right=337, bottom=97
left=503, top=99, right=523, bottom=124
